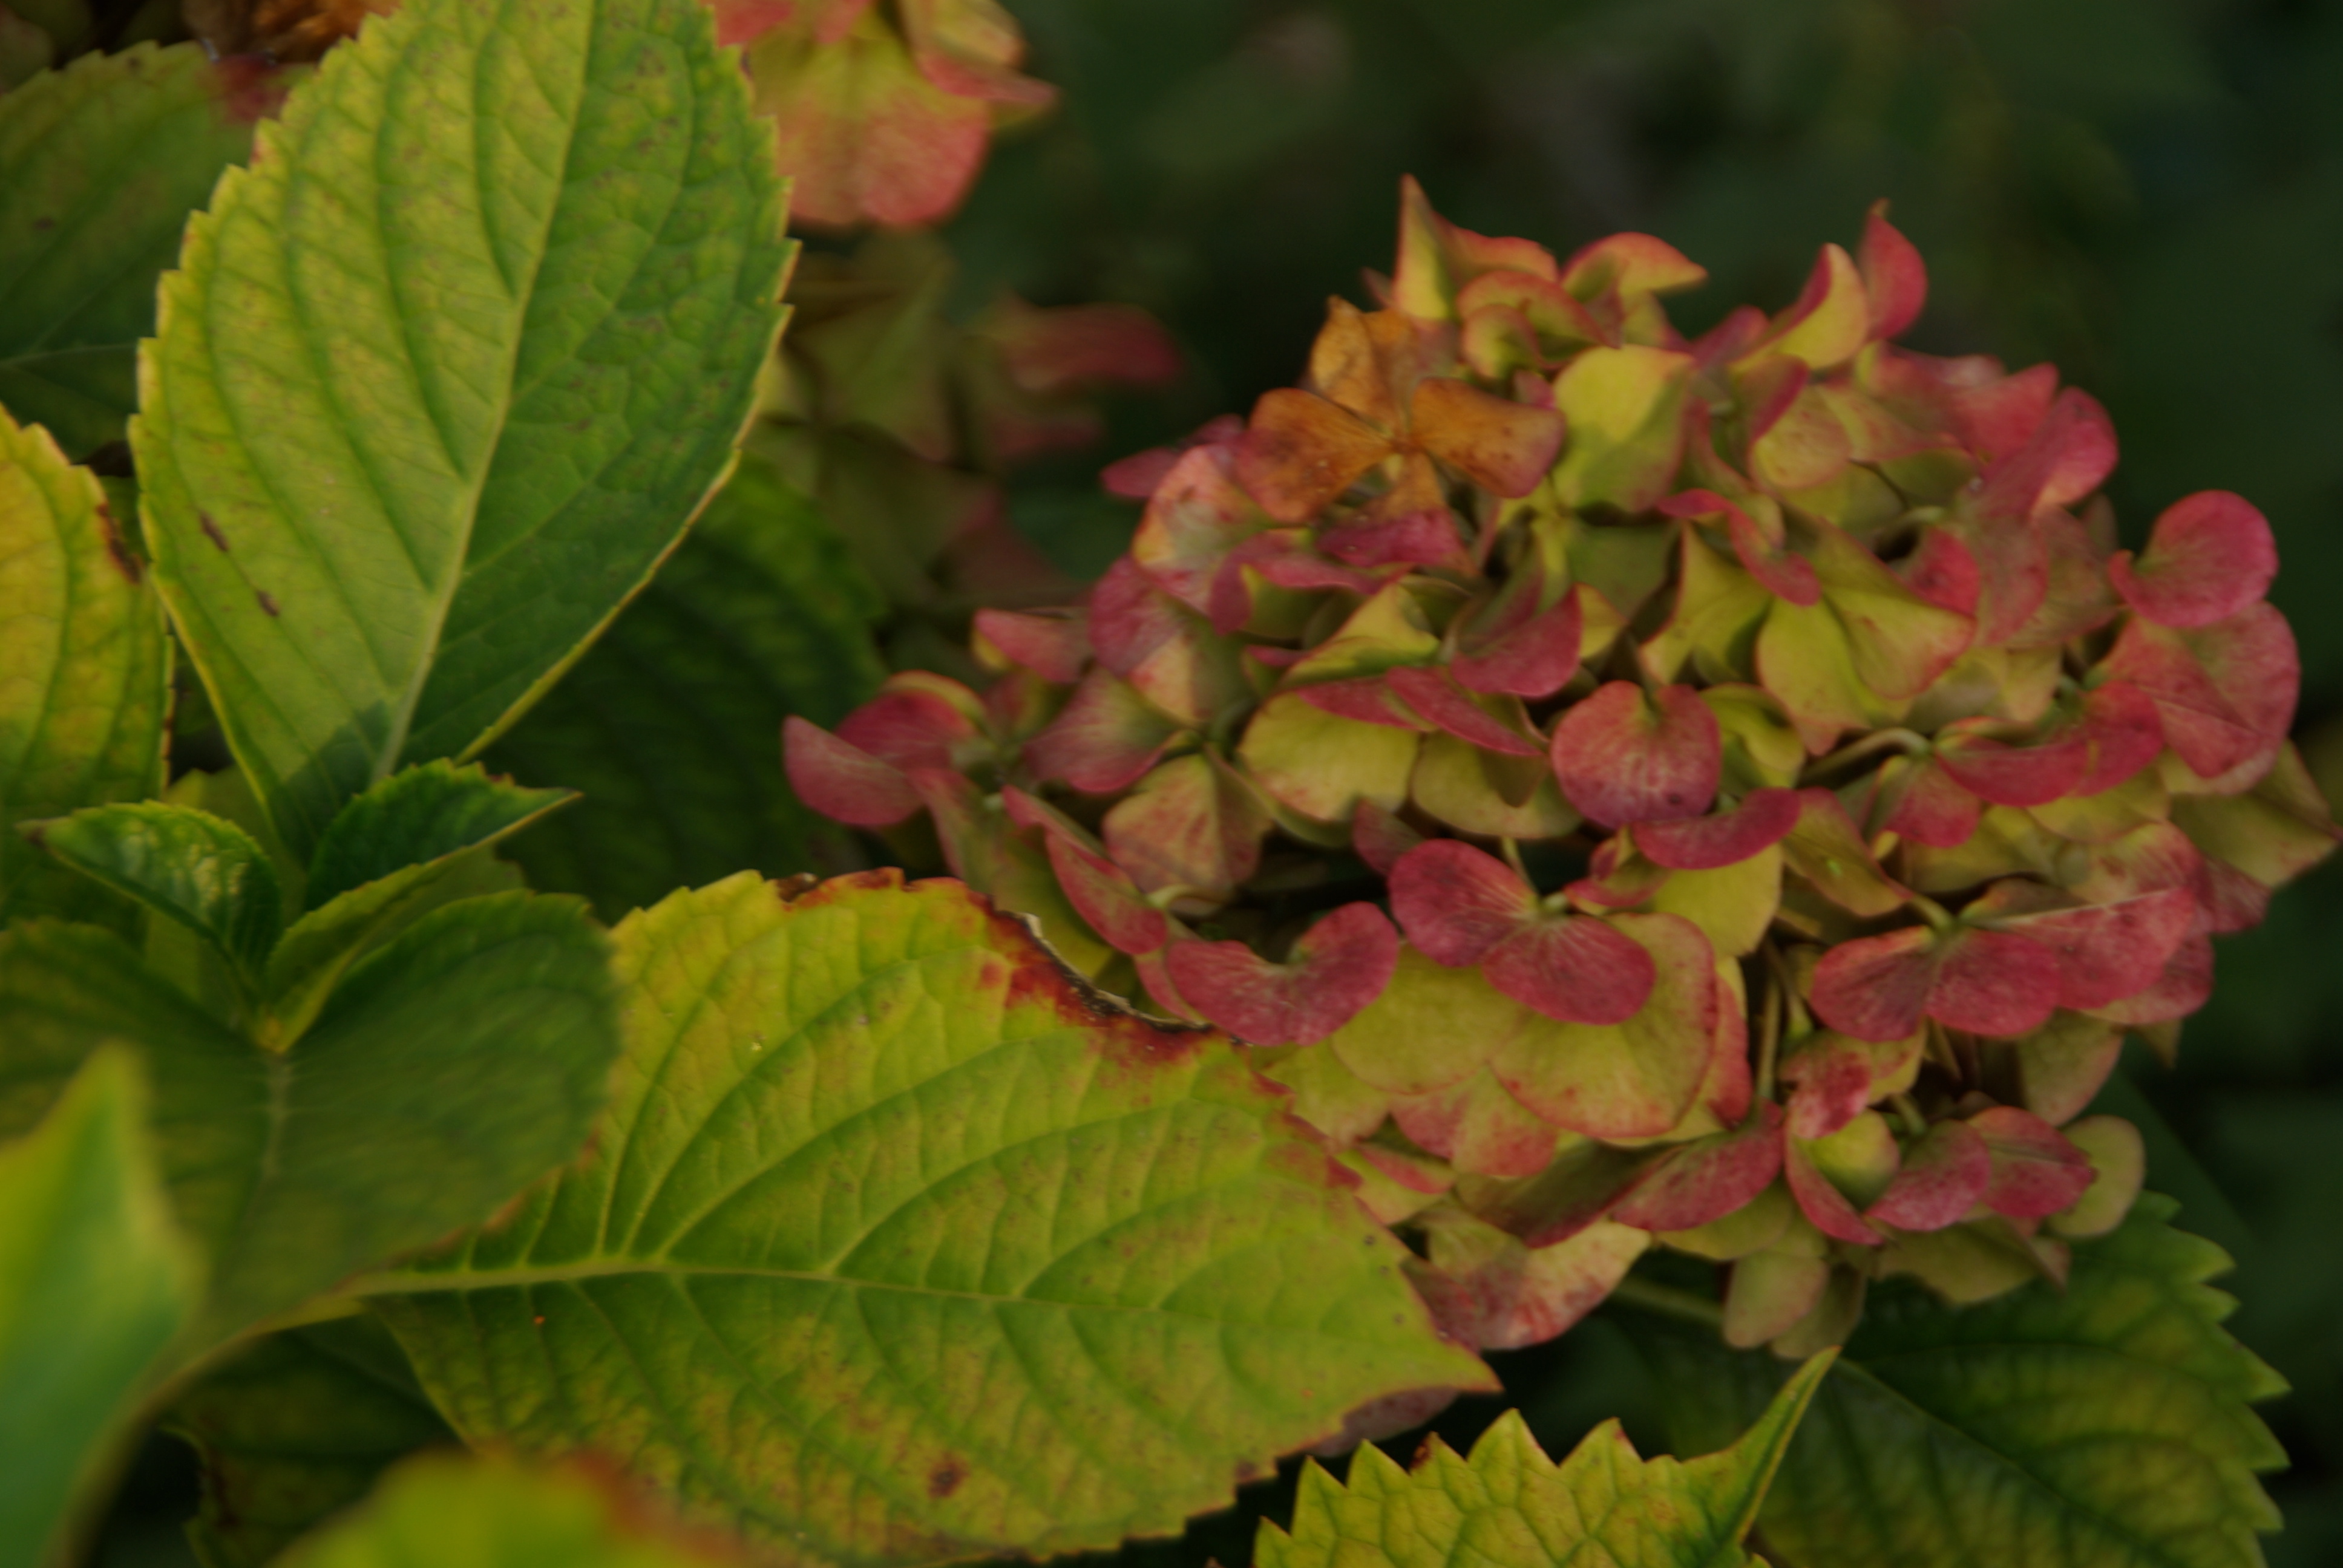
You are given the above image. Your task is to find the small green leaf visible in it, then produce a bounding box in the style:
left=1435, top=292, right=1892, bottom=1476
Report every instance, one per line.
left=272, top=1452, right=742, bottom=1568
left=0, top=407, right=169, bottom=933
left=30, top=803, right=283, bottom=981
left=0, top=42, right=270, bottom=457
left=167, top=1315, right=456, bottom=1568
left=135, top=0, right=793, bottom=861
left=367, top=871, right=1491, bottom=1568
left=0, top=1048, right=200, bottom=1567
left=263, top=762, right=571, bottom=1047
left=305, top=761, right=571, bottom=912
left=0, top=893, right=619, bottom=1354
left=486, top=454, right=886, bottom=920
left=1630, top=1194, right=2286, bottom=1568
left=1258, top=1352, right=1832, bottom=1568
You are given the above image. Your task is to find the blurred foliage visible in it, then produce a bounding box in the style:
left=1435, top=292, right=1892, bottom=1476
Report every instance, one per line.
left=936, top=2, right=2343, bottom=1563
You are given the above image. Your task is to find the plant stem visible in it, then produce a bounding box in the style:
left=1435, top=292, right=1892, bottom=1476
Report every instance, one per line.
left=1801, top=727, right=1925, bottom=784
left=1608, top=1274, right=1727, bottom=1330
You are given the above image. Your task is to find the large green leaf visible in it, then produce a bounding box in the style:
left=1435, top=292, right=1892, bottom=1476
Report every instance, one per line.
left=168, top=1315, right=456, bottom=1568
left=272, top=1452, right=746, bottom=1568
left=1630, top=1195, right=2286, bottom=1568
left=0, top=42, right=268, bottom=457
left=1258, top=1353, right=1832, bottom=1568
left=486, top=453, right=885, bottom=920
left=366, top=871, right=1491, bottom=1568
left=0, top=892, right=619, bottom=1352
left=135, top=0, right=793, bottom=861
left=0, top=407, right=168, bottom=932
left=29, top=802, right=283, bottom=983
left=0, top=1048, right=200, bottom=1567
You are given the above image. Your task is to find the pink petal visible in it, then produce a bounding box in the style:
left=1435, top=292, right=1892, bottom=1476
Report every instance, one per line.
left=2072, top=680, right=2165, bottom=794
left=1022, top=668, right=1184, bottom=794
left=836, top=684, right=980, bottom=770
left=1980, top=884, right=2197, bottom=1011
left=1483, top=915, right=1657, bottom=1025
left=1859, top=200, right=1927, bottom=341
left=1633, top=787, right=1800, bottom=871
left=2110, top=491, right=2277, bottom=629
left=1548, top=681, right=1722, bottom=828
left=1935, top=724, right=2089, bottom=808
left=2102, top=604, right=2298, bottom=780
left=1318, top=509, right=1467, bottom=569
left=1296, top=675, right=1427, bottom=730
left=1786, top=1137, right=1883, bottom=1246
left=1132, top=946, right=1206, bottom=1024
left=1385, top=666, right=1543, bottom=756
left=1207, top=530, right=1385, bottom=635
left=1899, top=526, right=1981, bottom=615
left=1037, top=829, right=1169, bottom=956
left=2089, top=933, right=2214, bottom=1025
left=1969, top=1105, right=2094, bottom=1218
left=1809, top=926, right=1936, bottom=1042
left=1128, top=439, right=1266, bottom=609
left=1451, top=565, right=1584, bottom=699
left=1784, top=1037, right=1878, bottom=1140
left=1865, top=1119, right=1990, bottom=1232
left=1883, top=759, right=1982, bottom=849
left=1984, top=387, right=2118, bottom=517
left=1930, top=929, right=2062, bottom=1037
left=1391, top=1073, right=1558, bottom=1178
left=782, top=717, right=923, bottom=828
left=1610, top=1105, right=1786, bottom=1232
left=1389, top=838, right=1535, bottom=965
left=1088, top=557, right=1187, bottom=678
left=975, top=608, right=1090, bottom=685
left=1162, top=902, right=1398, bottom=1045
left=1103, top=754, right=1270, bottom=902
left=1351, top=800, right=1424, bottom=877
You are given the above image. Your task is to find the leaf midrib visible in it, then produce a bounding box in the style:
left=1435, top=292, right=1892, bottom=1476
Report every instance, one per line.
left=350, top=1259, right=1429, bottom=1338
left=375, top=0, right=593, bottom=779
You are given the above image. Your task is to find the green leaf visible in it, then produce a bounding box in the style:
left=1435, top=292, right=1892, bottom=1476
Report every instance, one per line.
left=262, top=762, right=572, bottom=1047
left=485, top=454, right=886, bottom=920
left=0, top=407, right=169, bottom=933
left=28, top=803, right=283, bottom=981
left=0, top=42, right=269, bottom=457
left=1257, top=1352, right=1833, bottom=1568
left=134, top=0, right=792, bottom=862
left=0, top=1048, right=200, bottom=1567
left=271, top=1452, right=745, bottom=1568
left=0, top=893, right=619, bottom=1353
left=366, top=871, right=1491, bottom=1568
left=306, top=760, right=571, bottom=912
left=1630, top=1195, right=2286, bottom=1568
left=166, top=1315, right=455, bottom=1568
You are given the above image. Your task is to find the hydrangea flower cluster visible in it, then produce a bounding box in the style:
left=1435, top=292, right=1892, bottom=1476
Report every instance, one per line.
left=785, top=182, right=2338, bottom=1357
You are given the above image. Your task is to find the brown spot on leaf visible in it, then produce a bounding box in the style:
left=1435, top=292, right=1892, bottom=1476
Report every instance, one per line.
left=200, top=513, right=230, bottom=551
left=32, top=216, right=54, bottom=232
left=93, top=505, right=142, bottom=584
left=256, top=590, right=280, bottom=617
left=771, top=872, right=819, bottom=903
left=926, top=1457, right=966, bottom=1500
